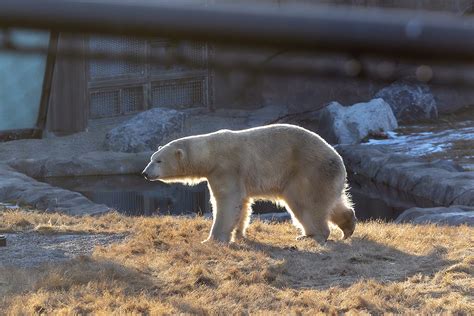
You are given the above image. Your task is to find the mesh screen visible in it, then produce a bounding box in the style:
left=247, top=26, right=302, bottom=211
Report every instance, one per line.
left=150, top=42, right=206, bottom=74
left=88, top=36, right=145, bottom=79
left=89, top=90, right=120, bottom=118
left=182, top=43, right=207, bottom=69
left=150, top=42, right=184, bottom=74
left=151, top=78, right=204, bottom=108
left=87, top=38, right=210, bottom=118
left=122, top=87, right=145, bottom=114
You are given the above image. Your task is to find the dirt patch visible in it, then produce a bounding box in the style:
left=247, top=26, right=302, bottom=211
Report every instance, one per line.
left=0, top=232, right=127, bottom=268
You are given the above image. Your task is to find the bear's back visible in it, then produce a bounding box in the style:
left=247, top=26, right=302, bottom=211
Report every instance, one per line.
left=215, top=124, right=340, bottom=175
left=233, top=124, right=333, bottom=155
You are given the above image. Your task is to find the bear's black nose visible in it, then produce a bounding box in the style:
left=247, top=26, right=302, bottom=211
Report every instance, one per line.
left=142, top=171, right=149, bottom=180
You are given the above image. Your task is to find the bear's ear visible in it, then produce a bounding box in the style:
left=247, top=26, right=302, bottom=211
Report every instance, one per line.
left=175, top=148, right=185, bottom=160
left=158, top=145, right=162, bottom=150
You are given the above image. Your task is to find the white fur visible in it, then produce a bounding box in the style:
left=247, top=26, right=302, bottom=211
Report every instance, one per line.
left=143, top=124, right=356, bottom=244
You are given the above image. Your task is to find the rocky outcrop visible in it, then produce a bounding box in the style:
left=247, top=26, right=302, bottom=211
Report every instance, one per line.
left=105, top=108, right=187, bottom=153
left=337, top=145, right=474, bottom=207
left=375, top=82, right=438, bottom=123
left=0, top=164, right=110, bottom=215
left=276, top=98, right=397, bottom=144
left=7, top=151, right=152, bottom=178
left=396, top=205, right=474, bottom=226
left=104, top=105, right=293, bottom=153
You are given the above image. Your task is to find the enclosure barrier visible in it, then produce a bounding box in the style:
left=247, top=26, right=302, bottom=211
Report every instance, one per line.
left=0, top=0, right=474, bottom=61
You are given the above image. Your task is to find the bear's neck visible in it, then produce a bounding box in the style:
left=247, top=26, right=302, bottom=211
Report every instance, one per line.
left=182, top=139, right=214, bottom=178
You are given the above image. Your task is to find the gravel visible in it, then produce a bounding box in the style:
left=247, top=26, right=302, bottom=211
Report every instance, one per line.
left=0, top=232, right=127, bottom=268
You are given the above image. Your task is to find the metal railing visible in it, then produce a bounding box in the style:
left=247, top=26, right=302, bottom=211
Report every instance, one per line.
left=1, top=0, right=473, bottom=61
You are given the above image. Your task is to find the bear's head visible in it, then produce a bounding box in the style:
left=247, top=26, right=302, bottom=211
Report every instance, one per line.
left=142, top=144, right=186, bottom=182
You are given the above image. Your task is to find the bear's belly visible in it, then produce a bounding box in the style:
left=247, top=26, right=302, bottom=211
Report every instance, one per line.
left=243, top=173, right=288, bottom=198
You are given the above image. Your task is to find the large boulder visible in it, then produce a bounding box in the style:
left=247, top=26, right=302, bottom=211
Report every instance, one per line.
left=0, top=164, right=110, bottom=215
left=395, top=205, right=474, bottom=226
left=105, top=108, right=186, bottom=153
left=323, top=99, right=398, bottom=145
left=375, top=82, right=438, bottom=123
left=275, top=98, right=398, bottom=145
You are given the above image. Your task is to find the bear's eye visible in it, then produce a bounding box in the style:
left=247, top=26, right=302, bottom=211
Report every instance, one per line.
left=156, top=160, right=162, bottom=163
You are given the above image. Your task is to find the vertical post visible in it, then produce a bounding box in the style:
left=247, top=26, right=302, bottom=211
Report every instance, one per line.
left=36, top=31, right=59, bottom=134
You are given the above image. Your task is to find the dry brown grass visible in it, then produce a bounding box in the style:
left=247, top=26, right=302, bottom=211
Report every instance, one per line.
left=1, top=209, right=473, bottom=314
left=0, top=209, right=132, bottom=234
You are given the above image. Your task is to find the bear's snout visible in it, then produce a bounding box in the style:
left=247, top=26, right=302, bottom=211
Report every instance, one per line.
left=142, top=162, right=161, bottom=181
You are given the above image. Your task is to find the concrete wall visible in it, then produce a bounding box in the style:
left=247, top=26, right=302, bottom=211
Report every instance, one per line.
left=210, top=0, right=474, bottom=113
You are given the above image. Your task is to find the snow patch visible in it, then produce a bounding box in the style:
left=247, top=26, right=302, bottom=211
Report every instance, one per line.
left=363, top=125, right=474, bottom=158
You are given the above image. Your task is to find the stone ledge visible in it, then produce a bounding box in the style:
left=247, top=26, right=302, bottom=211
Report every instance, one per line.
left=337, top=145, right=474, bottom=207
left=0, top=164, right=111, bottom=216
left=395, top=205, right=474, bottom=226
left=6, top=151, right=152, bottom=178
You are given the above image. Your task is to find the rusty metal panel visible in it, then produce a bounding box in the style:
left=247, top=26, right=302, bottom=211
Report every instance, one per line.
left=151, top=77, right=206, bottom=109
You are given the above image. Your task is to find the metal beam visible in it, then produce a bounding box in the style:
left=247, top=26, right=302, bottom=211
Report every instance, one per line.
left=0, top=0, right=473, bottom=61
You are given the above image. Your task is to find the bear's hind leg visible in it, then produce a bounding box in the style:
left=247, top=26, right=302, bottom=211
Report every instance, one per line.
left=285, top=197, right=332, bottom=245
left=329, top=196, right=356, bottom=239
left=233, top=198, right=252, bottom=240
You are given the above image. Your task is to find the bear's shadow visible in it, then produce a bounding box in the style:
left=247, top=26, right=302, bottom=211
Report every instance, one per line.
left=242, top=236, right=454, bottom=290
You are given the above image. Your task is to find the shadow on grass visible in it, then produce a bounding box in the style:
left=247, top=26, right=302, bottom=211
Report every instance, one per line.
left=243, top=236, right=453, bottom=290
left=0, top=255, right=157, bottom=295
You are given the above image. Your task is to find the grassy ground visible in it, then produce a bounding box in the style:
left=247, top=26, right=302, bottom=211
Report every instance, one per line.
left=0, top=209, right=473, bottom=314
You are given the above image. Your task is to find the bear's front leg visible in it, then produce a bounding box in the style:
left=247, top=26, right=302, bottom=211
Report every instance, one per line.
left=204, top=181, right=244, bottom=243
left=206, top=195, right=243, bottom=243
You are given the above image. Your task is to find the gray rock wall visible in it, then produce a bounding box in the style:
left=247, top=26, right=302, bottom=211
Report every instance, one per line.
left=396, top=205, right=474, bottom=226
left=337, top=146, right=474, bottom=207
left=0, top=164, right=110, bottom=215
left=105, top=108, right=186, bottom=153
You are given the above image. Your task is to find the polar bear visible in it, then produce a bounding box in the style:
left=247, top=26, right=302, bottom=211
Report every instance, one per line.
left=142, top=124, right=356, bottom=244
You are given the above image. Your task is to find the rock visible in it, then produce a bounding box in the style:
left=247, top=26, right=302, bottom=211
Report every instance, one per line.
left=8, top=151, right=152, bottom=178
left=105, top=108, right=187, bottom=153
left=273, top=109, right=338, bottom=144
left=0, top=164, right=110, bottom=215
left=275, top=99, right=397, bottom=145
left=395, top=205, right=474, bottom=226
left=375, top=82, right=438, bottom=123
left=201, top=211, right=292, bottom=223
left=256, top=212, right=291, bottom=223
left=337, top=145, right=474, bottom=207
left=324, top=99, right=398, bottom=145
